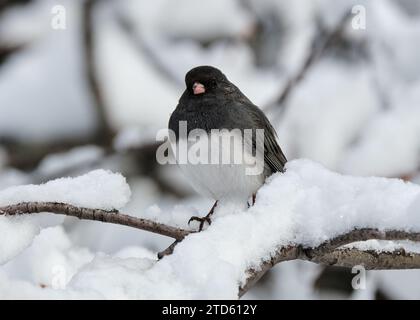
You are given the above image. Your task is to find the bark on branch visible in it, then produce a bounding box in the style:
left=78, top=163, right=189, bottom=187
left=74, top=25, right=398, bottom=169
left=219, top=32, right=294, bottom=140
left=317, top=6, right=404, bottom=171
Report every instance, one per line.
left=0, top=202, right=191, bottom=240
left=312, top=247, right=420, bottom=270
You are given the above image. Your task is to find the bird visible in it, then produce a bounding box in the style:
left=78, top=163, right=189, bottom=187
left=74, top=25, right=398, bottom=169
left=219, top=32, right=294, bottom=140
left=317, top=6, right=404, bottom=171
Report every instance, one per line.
left=168, top=66, right=287, bottom=231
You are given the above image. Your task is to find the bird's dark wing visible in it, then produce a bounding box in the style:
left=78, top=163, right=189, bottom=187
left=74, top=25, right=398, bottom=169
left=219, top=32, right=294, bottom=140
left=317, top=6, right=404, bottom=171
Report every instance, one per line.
left=227, top=98, right=287, bottom=174
left=261, top=116, right=287, bottom=173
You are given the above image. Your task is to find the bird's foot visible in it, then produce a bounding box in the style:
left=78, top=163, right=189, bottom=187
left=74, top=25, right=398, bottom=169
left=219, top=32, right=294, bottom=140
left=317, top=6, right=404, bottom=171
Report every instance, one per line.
left=248, top=193, right=257, bottom=208
left=188, top=200, right=218, bottom=231
left=188, top=215, right=212, bottom=231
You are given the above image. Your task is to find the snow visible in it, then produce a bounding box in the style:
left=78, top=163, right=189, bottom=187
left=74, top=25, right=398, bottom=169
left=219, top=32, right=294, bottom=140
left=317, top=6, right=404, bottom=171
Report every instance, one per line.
left=0, top=169, right=131, bottom=210
left=344, top=240, right=420, bottom=254
left=61, top=159, right=420, bottom=299
left=0, top=170, right=130, bottom=267
left=3, top=159, right=419, bottom=299
left=0, top=216, right=39, bottom=265
left=2, top=226, right=93, bottom=287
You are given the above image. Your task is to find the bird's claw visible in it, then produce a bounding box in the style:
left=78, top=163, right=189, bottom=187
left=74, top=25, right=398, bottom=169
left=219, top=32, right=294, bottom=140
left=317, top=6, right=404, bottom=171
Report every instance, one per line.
left=188, top=215, right=212, bottom=231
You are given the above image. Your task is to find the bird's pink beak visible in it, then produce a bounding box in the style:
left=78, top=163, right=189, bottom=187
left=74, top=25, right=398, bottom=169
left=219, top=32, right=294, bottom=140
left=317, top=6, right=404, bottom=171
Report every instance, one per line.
left=193, top=82, right=205, bottom=95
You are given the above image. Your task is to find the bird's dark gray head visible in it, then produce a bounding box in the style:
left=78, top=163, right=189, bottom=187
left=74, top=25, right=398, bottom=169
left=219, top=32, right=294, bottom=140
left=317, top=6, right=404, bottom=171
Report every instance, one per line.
left=185, top=66, right=229, bottom=96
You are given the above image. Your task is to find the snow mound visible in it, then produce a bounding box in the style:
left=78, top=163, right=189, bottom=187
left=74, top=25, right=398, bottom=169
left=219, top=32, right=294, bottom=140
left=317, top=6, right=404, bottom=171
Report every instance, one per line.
left=2, top=226, right=94, bottom=287
left=0, top=169, right=131, bottom=210
left=0, top=217, right=40, bottom=265
left=256, top=159, right=420, bottom=247
left=0, top=169, right=131, bottom=266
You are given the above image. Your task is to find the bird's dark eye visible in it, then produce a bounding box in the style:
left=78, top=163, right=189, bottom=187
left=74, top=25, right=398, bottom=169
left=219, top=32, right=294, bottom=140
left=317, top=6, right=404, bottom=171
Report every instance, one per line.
left=210, top=80, right=217, bottom=88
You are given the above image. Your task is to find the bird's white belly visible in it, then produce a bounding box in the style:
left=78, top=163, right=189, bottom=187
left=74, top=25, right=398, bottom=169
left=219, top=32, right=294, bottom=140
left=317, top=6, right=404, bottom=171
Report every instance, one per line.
left=178, top=162, right=264, bottom=201
left=173, top=130, right=265, bottom=201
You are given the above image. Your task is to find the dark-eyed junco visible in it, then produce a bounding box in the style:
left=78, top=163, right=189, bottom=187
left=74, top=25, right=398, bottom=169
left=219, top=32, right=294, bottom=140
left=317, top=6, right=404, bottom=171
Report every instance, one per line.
left=169, top=66, right=287, bottom=230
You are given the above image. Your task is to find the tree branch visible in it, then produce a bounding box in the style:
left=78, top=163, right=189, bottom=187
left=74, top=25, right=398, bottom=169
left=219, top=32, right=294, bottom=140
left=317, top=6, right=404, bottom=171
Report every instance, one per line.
left=115, top=12, right=183, bottom=87
left=0, top=202, right=191, bottom=240
left=312, top=247, right=420, bottom=270
left=239, top=228, right=420, bottom=297
left=302, top=228, right=420, bottom=259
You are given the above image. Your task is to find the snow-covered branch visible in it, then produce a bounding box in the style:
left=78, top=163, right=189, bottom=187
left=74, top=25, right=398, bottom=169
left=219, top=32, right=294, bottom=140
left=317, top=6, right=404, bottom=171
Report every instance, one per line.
left=0, top=202, right=191, bottom=241
left=240, top=228, right=420, bottom=297
left=2, top=201, right=420, bottom=298
left=1, top=160, right=420, bottom=299
left=2, top=203, right=420, bottom=299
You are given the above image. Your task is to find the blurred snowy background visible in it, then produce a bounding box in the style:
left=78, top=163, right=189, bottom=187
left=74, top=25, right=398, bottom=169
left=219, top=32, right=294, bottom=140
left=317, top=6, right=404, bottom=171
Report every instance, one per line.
left=0, top=0, right=420, bottom=299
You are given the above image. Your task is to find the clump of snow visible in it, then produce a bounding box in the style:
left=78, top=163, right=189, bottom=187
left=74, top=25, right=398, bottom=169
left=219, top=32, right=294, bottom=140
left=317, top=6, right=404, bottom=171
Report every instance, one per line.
left=2, top=226, right=93, bottom=287
left=0, top=169, right=131, bottom=210
left=0, top=216, right=40, bottom=265
left=69, top=254, right=158, bottom=299
left=262, top=159, right=420, bottom=246
left=0, top=170, right=130, bottom=266
left=343, top=240, right=420, bottom=254
left=114, top=246, right=157, bottom=260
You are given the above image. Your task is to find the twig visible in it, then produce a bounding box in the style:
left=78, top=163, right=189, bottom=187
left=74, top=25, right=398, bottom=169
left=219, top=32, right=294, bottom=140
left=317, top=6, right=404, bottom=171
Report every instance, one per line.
left=265, top=11, right=352, bottom=115
left=82, top=0, right=115, bottom=146
left=239, top=246, right=299, bottom=297
left=115, top=12, right=183, bottom=87
left=158, top=240, right=180, bottom=259
left=0, top=202, right=192, bottom=240
left=0, top=44, right=25, bottom=65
